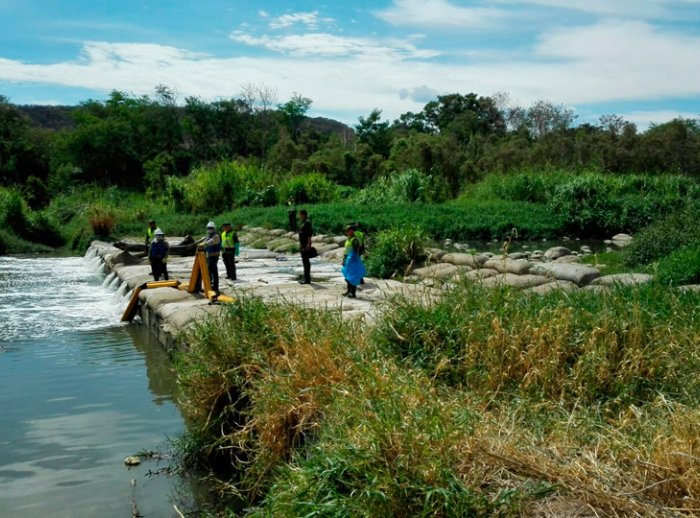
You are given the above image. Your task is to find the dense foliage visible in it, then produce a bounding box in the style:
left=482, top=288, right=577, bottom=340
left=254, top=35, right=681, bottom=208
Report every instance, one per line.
left=1, top=88, right=700, bottom=260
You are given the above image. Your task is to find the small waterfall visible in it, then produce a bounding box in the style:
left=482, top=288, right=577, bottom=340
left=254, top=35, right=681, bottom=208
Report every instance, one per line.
left=83, top=247, right=105, bottom=274
left=102, top=272, right=117, bottom=287
left=108, top=275, right=121, bottom=290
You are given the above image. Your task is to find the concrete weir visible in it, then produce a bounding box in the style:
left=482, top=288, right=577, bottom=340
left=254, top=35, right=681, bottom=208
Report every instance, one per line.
left=88, top=240, right=437, bottom=353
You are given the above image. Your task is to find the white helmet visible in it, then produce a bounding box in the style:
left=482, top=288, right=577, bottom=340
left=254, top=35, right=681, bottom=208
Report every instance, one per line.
left=154, top=228, right=164, bottom=236
left=206, top=221, right=216, bottom=229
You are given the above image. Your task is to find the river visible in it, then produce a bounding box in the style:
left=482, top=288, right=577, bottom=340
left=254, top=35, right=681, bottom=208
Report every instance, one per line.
left=0, top=253, right=196, bottom=517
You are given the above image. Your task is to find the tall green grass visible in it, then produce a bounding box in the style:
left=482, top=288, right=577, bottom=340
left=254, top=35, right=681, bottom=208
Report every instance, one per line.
left=174, top=284, right=700, bottom=516
left=374, top=282, right=700, bottom=405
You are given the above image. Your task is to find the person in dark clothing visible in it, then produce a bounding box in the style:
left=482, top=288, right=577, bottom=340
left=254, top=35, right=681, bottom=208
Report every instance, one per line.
left=149, top=228, right=169, bottom=281
left=298, top=210, right=312, bottom=284
left=196, top=221, right=221, bottom=292
left=221, top=222, right=239, bottom=280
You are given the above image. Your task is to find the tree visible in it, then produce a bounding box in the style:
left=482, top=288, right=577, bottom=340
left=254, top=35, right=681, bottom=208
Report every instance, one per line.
left=355, top=109, right=392, bottom=158
left=526, top=100, right=576, bottom=138
left=0, top=95, right=50, bottom=190
left=278, top=93, right=312, bottom=141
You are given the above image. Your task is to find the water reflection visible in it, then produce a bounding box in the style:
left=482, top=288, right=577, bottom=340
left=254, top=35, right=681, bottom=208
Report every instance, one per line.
left=0, top=256, right=196, bottom=518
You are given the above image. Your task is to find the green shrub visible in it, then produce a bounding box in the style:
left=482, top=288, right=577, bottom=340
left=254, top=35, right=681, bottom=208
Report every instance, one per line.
left=466, top=171, right=700, bottom=238
left=467, top=171, right=560, bottom=203
left=357, top=169, right=448, bottom=204
left=548, top=174, right=700, bottom=237
left=624, top=203, right=700, bottom=266
left=279, top=172, right=338, bottom=205
left=0, top=187, right=29, bottom=234
left=365, top=226, right=428, bottom=279
left=656, top=245, right=700, bottom=286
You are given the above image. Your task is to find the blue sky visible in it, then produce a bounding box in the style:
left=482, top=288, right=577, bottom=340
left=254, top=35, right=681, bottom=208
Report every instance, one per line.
left=1, top=0, right=699, bottom=128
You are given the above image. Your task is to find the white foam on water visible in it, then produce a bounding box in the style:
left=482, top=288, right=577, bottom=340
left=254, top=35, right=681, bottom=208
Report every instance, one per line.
left=0, top=252, right=128, bottom=342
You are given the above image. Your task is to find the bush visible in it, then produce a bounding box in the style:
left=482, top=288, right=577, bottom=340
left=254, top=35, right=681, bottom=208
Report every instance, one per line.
left=624, top=203, right=700, bottom=266
left=365, top=226, right=428, bottom=279
left=0, top=187, right=64, bottom=250
left=356, top=169, right=448, bottom=204
left=0, top=187, right=29, bottom=234
left=467, top=171, right=700, bottom=238
left=170, top=162, right=281, bottom=213
left=656, top=245, right=700, bottom=286
left=467, top=171, right=561, bottom=203
left=88, top=204, right=115, bottom=237
left=547, top=174, right=696, bottom=237
left=279, top=172, right=338, bottom=205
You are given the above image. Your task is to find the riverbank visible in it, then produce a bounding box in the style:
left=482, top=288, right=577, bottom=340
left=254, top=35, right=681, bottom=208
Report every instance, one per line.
left=90, top=233, right=700, bottom=516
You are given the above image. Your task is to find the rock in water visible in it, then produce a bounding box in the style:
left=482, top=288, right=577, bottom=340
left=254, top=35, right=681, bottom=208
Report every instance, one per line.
left=124, top=456, right=141, bottom=466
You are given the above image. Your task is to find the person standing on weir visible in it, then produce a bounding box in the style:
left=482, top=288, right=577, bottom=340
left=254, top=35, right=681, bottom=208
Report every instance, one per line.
left=145, top=219, right=156, bottom=247
left=196, top=221, right=221, bottom=293
left=342, top=224, right=366, bottom=298
left=221, top=222, right=239, bottom=281
left=298, top=209, right=313, bottom=284
left=149, top=228, right=169, bottom=281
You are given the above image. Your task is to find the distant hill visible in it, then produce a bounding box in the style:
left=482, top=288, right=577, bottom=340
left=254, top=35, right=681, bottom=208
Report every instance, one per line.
left=16, top=105, right=355, bottom=139
left=18, top=105, right=77, bottom=131
left=304, top=116, right=356, bottom=141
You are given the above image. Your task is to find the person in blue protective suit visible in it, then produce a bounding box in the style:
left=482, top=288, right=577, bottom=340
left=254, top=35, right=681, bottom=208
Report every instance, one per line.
left=341, top=224, right=366, bottom=298
left=196, top=221, right=221, bottom=292
left=149, top=228, right=169, bottom=281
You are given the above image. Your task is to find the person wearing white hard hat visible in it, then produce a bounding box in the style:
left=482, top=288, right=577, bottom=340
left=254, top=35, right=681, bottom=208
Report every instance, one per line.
left=196, top=221, right=221, bottom=292
left=149, top=228, right=169, bottom=281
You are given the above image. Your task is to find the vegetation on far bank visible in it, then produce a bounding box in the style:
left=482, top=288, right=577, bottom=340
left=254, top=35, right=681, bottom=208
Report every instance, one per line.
left=2, top=87, right=699, bottom=274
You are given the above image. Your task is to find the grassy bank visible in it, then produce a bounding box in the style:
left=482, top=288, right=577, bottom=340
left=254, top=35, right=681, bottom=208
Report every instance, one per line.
left=174, top=282, right=700, bottom=516
left=0, top=187, right=63, bottom=254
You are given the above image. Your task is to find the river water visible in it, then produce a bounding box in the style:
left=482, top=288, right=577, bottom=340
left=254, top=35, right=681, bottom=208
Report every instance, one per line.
left=0, top=253, right=195, bottom=517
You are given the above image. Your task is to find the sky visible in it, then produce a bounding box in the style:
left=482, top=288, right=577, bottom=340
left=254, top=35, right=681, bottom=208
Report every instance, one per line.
left=0, top=0, right=699, bottom=128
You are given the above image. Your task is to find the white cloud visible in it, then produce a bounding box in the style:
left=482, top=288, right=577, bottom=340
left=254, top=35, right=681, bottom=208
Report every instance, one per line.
left=1, top=18, right=699, bottom=125
left=399, top=85, right=440, bottom=103
left=230, top=31, right=439, bottom=59
left=620, top=110, right=700, bottom=129
left=375, top=0, right=508, bottom=28
left=267, top=10, right=334, bottom=30
left=496, top=0, right=667, bottom=17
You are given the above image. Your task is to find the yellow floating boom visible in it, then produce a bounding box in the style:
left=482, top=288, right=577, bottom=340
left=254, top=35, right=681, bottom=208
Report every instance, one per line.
left=120, top=280, right=180, bottom=322
left=121, top=251, right=235, bottom=322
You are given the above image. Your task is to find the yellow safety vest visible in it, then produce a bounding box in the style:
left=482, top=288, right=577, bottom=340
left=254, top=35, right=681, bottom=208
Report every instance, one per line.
left=344, top=236, right=358, bottom=255
left=221, top=230, right=236, bottom=249
left=146, top=227, right=155, bottom=244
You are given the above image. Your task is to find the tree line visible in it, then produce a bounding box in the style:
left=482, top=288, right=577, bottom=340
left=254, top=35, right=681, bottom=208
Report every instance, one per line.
left=1, top=86, right=699, bottom=208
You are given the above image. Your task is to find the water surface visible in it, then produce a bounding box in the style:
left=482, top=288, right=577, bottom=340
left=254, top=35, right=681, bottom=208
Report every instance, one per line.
left=0, top=254, right=192, bottom=517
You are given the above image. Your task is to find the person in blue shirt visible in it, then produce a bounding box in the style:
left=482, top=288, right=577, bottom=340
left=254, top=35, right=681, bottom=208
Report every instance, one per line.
left=149, top=228, right=169, bottom=281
